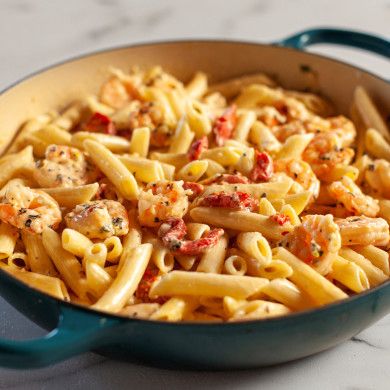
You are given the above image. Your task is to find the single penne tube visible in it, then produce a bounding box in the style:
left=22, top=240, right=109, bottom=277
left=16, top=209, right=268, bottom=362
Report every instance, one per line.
left=236, top=232, right=272, bottom=266
left=255, top=259, right=293, bottom=280
left=202, top=180, right=293, bottom=201
left=280, top=204, right=300, bottom=226
left=8, top=253, right=28, bottom=270
left=83, top=243, right=108, bottom=269
left=330, top=255, right=369, bottom=293
left=175, top=255, right=197, bottom=271
left=85, top=95, right=114, bottom=116
left=1, top=265, right=70, bottom=301
left=233, top=111, right=256, bottom=142
left=197, top=233, right=228, bottom=274
left=227, top=299, right=291, bottom=321
left=144, top=237, right=174, bottom=274
left=276, top=133, right=314, bottom=160
left=354, top=86, right=390, bottom=141
left=204, top=159, right=225, bottom=177
left=104, top=265, right=118, bottom=278
left=353, top=245, right=390, bottom=275
left=208, top=73, right=276, bottom=99
left=177, top=160, right=208, bottom=182
left=186, top=100, right=212, bottom=137
left=0, top=146, right=34, bottom=188
left=92, top=243, right=152, bottom=313
left=34, top=125, right=72, bottom=146
left=72, top=131, right=130, bottom=153
left=62, top=228, right=93, bottom=258
left=117, top=221, right=142, bottom=271
left=165, top=89, right=186, bottom=120
left=190, top=207, right=293, bottom=240
left=261, top=278, right=315, bottom=311
left=129, top=127, right=150, bottom=157
left=104, top=236, right=123, bottom=262
left=273, top=247, right=348, bottom=305
left=42, top=228, right=87, bottom=298
left=40, top=183, right=99, bottom=208
left=150, top=271, right=269, bottom=299
left=183, top=311, right=223, bottom=322
left=249, top=121, right=281, bottom=152
left=169, top=121, right=195, bottom=154
left=186, top=71, right=208, bottom=99
left=258, top=198, right=277, bottom=216
left=118, top=155, right=164, bottom=183
left=150, top=297, right=198, bottom=321
left=223, top=255, right=247, bottom=276
left=160, top=162, right=176, bottom=180
left=282, top=191, right=312, bottom=215
left=85, top=262, right=112, bottom=298
left=21, top=231, right=58, bottom=276
left=84, top=140, right=138, bottom=200
left=0, top=222, right=18, bottom=260
left=7, top=112, right=54, bottom=153
left=365, top=128, right=390, bottom=161
left=150, top=152, right=188, bottom=169
left=200, top=146, right=242, bottom=166
left=339, top=248, right=388, bottom=287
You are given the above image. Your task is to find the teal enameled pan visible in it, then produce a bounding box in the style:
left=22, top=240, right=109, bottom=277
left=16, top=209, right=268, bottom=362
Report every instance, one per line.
left=0, top=28, right=389, bottom=369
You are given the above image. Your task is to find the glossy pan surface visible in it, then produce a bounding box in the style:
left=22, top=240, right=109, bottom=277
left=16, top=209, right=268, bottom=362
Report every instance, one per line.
left=0, top=28, right=389, bottom=369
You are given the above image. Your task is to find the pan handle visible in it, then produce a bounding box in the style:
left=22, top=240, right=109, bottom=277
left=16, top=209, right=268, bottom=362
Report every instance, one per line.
left=0, top=305, right=121, bottom=368
left=277, top=28, right=390, bottom=58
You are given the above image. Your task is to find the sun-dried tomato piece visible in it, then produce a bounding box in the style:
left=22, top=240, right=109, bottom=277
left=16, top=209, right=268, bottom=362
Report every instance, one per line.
left=199, top=191, right=258, bottom=211
left=177, top=228, right=224, bottom=255
left=84, top=112, right=116, bottom=135
left=213, top=105, right=237, bottom=146
left=158, top=217, right=224, bottom=256
left=135, top=266, right=167, bottom=304
left=188, top=136, right=208, bottom=161
left=250, top=150, right=273, bottom=182
left=183, top=181, right=204, bottom=199
left=270, top=214, right=290, bottom=226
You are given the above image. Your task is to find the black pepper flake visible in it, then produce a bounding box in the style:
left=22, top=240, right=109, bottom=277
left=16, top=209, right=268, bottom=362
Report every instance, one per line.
left=261, top=193, right=267, bottom=198
left=154, top=217, right=160, bottom=223
left=300, top=64, right=312, bottom=73
left=112, top=217, right=123, bottom=227
left=27, top=215, right=40, bottom=219
left=25, top=219, right=32, bottom=228
left=18, top=208, right=27, bottom=215
left=368, top=164, right=375, bottom=171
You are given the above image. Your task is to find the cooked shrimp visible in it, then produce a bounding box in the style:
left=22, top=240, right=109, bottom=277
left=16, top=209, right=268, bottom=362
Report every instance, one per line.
left=365, top=159, right=390, bottom=198
left=302, top=132, right=354, bottom=179
left=328, top=116, right=356, bottom=147
left=65, top=200, right=129, bottom=239
left=274, top=158, right=320, bottom=199
left=158, top=217, right=224, bottom=255
left=328, top=176, right=379, bottom=217
left=34, top=145, right=99, bottom=188
left=138, top=181, right=190, bottom=227
left=283, top=214, right=341, bottom=272
left=0, top=180, right=61, bottom=234
left=336, top=216, right=389, bottom=246
left=100, top=77, right=130, bottom=109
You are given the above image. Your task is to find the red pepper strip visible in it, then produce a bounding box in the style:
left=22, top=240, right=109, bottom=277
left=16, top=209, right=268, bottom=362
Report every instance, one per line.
left=188, top=136, right=208, bottom=161
left=270, top=214, right=290, bottom=226
left=183, top=181, right=204, bottom=199
left=199, top=191, right=258, bottom=211
left=250, top=150, right=273, bottom=182
left=158, top=217, right=224, bottom=256
left=213, top=105, right=237, bottom=146
left=84, top=112, right=116, bottom=135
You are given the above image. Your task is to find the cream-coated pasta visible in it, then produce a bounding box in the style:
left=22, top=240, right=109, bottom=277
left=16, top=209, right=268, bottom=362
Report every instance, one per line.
left=0, top=66, right=388, bottom=323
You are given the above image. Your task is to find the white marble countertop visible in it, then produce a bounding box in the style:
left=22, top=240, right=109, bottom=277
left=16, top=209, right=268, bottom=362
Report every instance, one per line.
left=0, top=0, right=389, bottom=388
